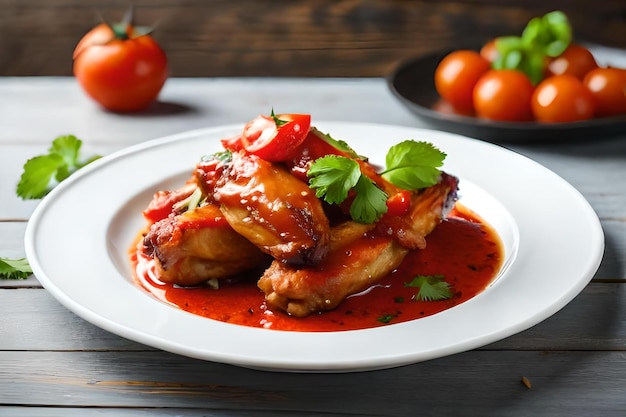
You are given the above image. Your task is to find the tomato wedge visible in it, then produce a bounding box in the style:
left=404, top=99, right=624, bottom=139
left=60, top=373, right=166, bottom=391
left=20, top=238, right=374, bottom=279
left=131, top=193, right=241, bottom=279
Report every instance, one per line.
left=220, top=135, right=245, bottom=151
left=240, top=113, right=311, bottom=161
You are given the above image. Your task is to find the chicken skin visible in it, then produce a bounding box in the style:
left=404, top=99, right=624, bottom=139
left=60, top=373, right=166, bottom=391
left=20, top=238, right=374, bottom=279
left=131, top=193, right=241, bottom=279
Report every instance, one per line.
left=142, top=203, right=267, bottom=286
left=196, top=151, right=330, bottom=266
left=257, top=174, right=458, bottom=317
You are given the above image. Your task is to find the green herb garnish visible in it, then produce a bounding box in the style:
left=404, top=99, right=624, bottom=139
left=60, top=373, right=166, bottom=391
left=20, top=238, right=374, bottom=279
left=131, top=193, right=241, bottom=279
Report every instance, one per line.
left=308, top=140, right=446, bottom=223
left=377, top=313, right=399, bottom=324
left=308, top=155, right=361, bottom=204
left=405, top=274, right=453, bottom=302
left=381, top=140, right=446, bottom=190
left=0, top=257, right=32, bottom=280
left=16, top=135, right=101, bottom=200
left=493, top=10, right=572, bottom=84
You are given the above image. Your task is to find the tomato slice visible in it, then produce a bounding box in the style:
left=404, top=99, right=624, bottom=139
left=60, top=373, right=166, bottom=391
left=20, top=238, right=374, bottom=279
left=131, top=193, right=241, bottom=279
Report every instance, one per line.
left=241, top=113, right=311, bottom=161
left=220, top=135, right=245, bottom=151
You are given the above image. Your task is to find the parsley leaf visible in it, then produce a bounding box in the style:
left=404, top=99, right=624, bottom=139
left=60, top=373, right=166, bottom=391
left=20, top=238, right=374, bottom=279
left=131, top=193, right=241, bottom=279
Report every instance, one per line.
left=381, top=140, right=446, bottom=190
left=16, top=135, right=101, bottom=200
left=308, top=155, right=361, bottom=204
left=308, top=155, right=388, bottom=223
left=404, top=274, right=452, bottom=301
left=308, top=138, right=447, bottom=223
left=350, top=176, right=388, bottom=223
left=0, top=257, right=32, bottom=280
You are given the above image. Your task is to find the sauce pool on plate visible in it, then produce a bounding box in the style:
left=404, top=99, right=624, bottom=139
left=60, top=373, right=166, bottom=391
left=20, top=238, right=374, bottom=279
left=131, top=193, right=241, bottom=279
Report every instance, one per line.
left=131, top=204, right=503, bottom=332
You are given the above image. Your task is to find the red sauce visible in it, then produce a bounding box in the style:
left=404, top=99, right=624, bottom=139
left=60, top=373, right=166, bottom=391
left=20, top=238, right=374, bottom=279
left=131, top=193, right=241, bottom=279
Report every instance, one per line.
left=131, top=204, right=503, bottom=332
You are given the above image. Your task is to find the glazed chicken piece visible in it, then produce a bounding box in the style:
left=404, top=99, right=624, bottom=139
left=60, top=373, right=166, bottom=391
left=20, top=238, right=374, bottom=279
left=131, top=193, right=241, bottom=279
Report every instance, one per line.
left=257, top=174, right=459, bottom=317
left=258, top=221, right=407, bottom=317
left=376, top=173, right=459, bottom=250
left=196, top=151, right=330, bottom=266
left=142, top=178, right=198, bottom=223
left=142, top=204, right=268, bottom=286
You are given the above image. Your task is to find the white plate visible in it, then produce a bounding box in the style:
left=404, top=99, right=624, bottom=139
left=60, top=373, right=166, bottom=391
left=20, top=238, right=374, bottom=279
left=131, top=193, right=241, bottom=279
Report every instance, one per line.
left=25, top=122, right=604, bottom=372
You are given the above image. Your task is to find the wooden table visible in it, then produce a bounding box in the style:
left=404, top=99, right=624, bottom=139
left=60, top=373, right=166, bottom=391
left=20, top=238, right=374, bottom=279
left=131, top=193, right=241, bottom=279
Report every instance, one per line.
left=1, top=76, right=625, bottom=416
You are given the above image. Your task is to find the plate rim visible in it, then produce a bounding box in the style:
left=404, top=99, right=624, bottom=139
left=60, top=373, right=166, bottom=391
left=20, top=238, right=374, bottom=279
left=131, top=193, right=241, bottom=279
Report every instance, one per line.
left=24, top=121, right=605, bottom=372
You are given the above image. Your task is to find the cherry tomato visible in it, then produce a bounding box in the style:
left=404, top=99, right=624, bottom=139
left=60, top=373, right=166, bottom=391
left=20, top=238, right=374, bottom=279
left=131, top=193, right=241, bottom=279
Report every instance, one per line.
left=480, top=39, right=499, bottom=63
left=582, top=67, right=626, bottom=117
left=472, top=70, right=534, bottom=122
left=546, top=44, right=598, bottom=80
left=532, top=74, right=595, bottom=123
left=73, top=23, right=168, bottom=112
left=241, top=113, right=311, bottom=162
left=435, top=50, right=491, bottom=112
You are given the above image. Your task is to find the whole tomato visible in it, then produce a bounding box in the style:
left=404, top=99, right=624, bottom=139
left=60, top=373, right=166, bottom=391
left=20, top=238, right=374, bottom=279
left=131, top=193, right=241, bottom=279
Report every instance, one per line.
left=532, top=74, right=595, bottom=123
left=73, top=15, right=168, bottom=112
left=479, top=39, right=499, bottom=63
left=434, top=50, right=491, bottom=112
left=472, top=70, right=535, bottom=122
left=546, top=44, right=598, bottom=80
left=583, top=67, right=626, bottom=117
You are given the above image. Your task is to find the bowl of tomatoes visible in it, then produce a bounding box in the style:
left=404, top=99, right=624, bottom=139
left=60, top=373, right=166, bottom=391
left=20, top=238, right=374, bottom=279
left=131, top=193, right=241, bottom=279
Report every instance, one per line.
left=388, top=11, right=626, bottom=143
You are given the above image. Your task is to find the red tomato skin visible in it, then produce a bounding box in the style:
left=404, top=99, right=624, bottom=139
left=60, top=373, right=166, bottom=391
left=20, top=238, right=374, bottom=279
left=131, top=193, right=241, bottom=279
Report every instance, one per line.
left=472, top=70, right=534, bottom=122
left=480, top=39, right=499, bottom=63
left=241, top=114, right=311, bottom=162
left=73, top=24, right=168, bottom=112
left=435, top=50, right=491, bottom=112
left=532, top=74, right=595, bottom=123
left=583, top=67, right=626, bottom=117
left=546, top=44, right=598, bottom=80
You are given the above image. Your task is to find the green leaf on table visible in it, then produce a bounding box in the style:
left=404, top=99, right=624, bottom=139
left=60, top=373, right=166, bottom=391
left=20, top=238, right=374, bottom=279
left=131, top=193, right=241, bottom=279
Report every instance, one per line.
left=0, top=257, right=32, bottom=280
left=16, top=135, right=101, bottom=200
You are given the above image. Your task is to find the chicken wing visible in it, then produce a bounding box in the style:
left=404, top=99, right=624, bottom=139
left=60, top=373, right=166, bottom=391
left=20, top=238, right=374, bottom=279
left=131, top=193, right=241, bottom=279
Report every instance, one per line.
left=257, top=174, right=458, bottom=317
left=196, top=151, right=330, bottom=265
left=142, top=203, right=268, bottom=286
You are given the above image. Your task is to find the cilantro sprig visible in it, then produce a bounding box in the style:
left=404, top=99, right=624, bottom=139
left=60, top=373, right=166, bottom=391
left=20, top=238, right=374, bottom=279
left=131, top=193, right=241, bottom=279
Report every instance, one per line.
left=493, top=10, right=572, bottom=84
left=307, top=140, right=446, bottom=223
left=381, top=140, right=446, bottom=189
left=308, top=155, right=361, bottom=204
left=404, top=274, right=452, bottom=302
left=16, top=135, right=101, bottom=200
left=0, top=257, right=32, bottom=280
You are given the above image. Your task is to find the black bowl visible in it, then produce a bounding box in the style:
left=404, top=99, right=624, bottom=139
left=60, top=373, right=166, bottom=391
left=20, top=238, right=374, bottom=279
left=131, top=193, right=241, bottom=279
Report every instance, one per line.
left=387, top=51, right=626, bottom=144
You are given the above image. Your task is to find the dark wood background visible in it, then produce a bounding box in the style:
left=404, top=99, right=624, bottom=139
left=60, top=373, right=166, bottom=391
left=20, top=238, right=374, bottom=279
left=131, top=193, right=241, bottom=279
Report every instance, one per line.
left=0, top=0, right=624, bottom=77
